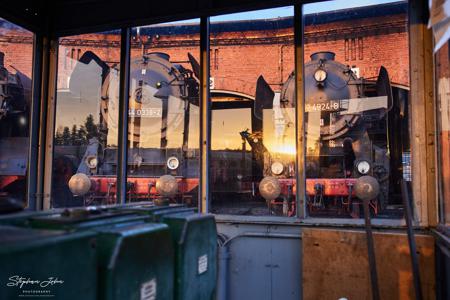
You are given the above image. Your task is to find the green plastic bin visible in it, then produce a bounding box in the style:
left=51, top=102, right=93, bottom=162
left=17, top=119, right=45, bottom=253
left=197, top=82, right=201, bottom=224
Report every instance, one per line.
left=95, top=222, right=174, bottom=300
left=162, top=212, right=217, bottom=300
left=27, top=208, right=175, bottom=300
left=28, top=208, right=149, bottom=231
left=118, top=205, right=217, bottom=300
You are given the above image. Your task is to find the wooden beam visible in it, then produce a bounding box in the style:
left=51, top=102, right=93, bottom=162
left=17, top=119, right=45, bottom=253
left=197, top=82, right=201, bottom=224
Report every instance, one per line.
left=294, top=4, right=306, bottom=218
left=409, top=0, right=437, bottom=226
left=199, top=16, right=211, bottom=213
left=42, top=39, right=59, bottom=210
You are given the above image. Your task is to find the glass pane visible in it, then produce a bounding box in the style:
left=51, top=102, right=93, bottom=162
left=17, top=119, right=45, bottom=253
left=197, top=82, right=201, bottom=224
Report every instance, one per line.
left=0, top=18, right=33, bottom=210
left=126, top=20, right=200, bottom=206
left=52, top=31, right=121, bottom=207
left=303, top=0, right=410, bottom=219
left=436, top=41, right=450, bottom=224
left=210, top=7, right=296, bottom=216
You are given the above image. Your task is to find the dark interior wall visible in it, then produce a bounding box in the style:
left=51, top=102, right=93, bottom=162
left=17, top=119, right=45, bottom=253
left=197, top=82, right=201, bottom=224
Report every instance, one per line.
left=0, top=0, right=45, bottom=33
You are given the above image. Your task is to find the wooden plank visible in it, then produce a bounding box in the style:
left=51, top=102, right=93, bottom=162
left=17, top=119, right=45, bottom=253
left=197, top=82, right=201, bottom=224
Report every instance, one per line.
left=199, top=17, right=211, bottom=213
left=302, top=228, right=435, bottom=300
left=409, top=0, right=437, bottom=226
left=42, top=39, right=59, bottom=210
left=294, top=4, right=306, bottom=218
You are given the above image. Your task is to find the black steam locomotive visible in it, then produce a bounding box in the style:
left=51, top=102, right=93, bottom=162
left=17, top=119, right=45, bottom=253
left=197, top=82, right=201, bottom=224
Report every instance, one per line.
left=247, top=51, right=409, bottom=217
left=52, top=50, right=201, bottom=207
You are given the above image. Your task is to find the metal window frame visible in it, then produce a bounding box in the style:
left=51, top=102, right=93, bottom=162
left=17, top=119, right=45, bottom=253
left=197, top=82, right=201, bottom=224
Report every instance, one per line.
left=30, top=0, right=436, bottom=228
left=26, top=33, right=43, bottom=210
left=205, top=0, right=433, bottom=228
left=204, top=5, right=306, bottom=219
left=116, top=27, right=131, bottom=204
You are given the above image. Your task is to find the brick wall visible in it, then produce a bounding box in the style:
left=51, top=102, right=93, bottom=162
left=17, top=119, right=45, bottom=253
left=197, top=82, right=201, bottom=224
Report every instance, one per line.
left=0, top=8, right=409, bottom=98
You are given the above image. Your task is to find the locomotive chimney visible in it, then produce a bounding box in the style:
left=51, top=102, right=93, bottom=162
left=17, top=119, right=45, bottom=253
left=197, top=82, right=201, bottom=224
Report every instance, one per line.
left=0, top=52, right=4, bottom=68
left=310, top=51, right=335, bottom=61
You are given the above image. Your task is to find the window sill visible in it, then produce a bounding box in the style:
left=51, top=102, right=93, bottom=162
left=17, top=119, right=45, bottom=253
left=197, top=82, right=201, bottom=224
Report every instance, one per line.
left=214, top=214, right=412, bottom=229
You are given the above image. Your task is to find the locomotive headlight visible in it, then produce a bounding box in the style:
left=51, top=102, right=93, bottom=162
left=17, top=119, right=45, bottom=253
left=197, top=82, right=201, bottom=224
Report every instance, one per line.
left=86, top=156, right=98, bottom=169
left=314, top=69, right=327, bottom=82
left=354, top=175, right=380, bottom=201
left=356, top=160, right=371, bottom=175
left=156, top=175, right=178, bottom=197
left=259, top=177, right=281, bottom=201
left=167, top=156, right=179, bottom=170
left=271, top=161, right=284, bottom=176
left=68, top=173, right=92, bottom=196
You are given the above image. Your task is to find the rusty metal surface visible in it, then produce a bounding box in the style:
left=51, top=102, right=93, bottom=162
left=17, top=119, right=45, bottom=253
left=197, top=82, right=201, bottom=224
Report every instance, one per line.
left=302, top=228, right=435, bottom=300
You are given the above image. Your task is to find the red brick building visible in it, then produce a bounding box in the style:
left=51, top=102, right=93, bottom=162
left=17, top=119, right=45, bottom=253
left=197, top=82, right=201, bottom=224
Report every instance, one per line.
left=0, top=1, right=409, bottom=98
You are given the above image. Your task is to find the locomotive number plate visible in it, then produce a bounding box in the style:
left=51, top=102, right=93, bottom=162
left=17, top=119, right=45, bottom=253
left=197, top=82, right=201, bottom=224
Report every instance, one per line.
left=305, top=101, right=340, bottom=112
left=128, top=108, right=162, bottom=118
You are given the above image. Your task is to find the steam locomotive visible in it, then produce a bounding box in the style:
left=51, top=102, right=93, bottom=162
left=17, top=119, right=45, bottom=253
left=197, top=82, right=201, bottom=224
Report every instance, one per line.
left=249, top=51, right=409, bottom=217
left=53, top=50, right=200, bottom=207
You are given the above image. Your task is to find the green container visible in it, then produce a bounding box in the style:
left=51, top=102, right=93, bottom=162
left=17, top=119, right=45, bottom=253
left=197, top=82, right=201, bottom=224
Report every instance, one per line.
left=0, top=225, right=97, bottom=300
left=27, top=208, right=175, bottom=300
left=162, top=212, right=217, bottom=300
left=124, top=205, right=196, bottom=222
left=119, top=205, right=217, bottom=300
left=95, top=222, right=174, bottom=300
left=28, top=209, right=149, bottom=231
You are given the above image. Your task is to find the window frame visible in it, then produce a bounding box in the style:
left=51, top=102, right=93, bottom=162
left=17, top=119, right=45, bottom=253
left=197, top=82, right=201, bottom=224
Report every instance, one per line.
left=37, top=0, right=436, bottom=228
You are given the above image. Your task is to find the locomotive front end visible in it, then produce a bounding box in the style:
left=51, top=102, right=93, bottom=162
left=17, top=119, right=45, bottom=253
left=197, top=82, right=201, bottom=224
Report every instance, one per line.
left=250, top=51, right=399, bottom=217
left=61, top=51, right=199, bottom=206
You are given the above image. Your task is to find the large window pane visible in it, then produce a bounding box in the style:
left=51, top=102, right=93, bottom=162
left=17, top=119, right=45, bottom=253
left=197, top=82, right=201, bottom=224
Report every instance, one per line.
left=52, top=31, right=121, bottom=208
left=436, top=41, right=450, bottom=224
left=303, top=0, right=410, bottom=219
left=210, top=7, right=296, bottom=216
left=0, top=18, right=33, bottom=210
left=126, top=20, right=200, bottom=206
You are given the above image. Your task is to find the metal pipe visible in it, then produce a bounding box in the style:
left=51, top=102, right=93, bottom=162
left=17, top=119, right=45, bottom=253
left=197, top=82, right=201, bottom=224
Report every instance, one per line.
left=294, top=4, right=306, bottom=218
left=362, top=198, right=380, bottom=300
left=116, top=27, right=131, bottom=205
left=216, top=245, right=230, bottom=300
left=401, top=180, right=423, bottom=300
left=199, top=16, right=211, bottom=213
left=26, top=33, right=44, bottom=210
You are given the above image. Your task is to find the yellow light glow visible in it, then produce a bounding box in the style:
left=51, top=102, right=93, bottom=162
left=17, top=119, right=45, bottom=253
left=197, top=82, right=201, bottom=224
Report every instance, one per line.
left=266, top=143, right=297, bottom=156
